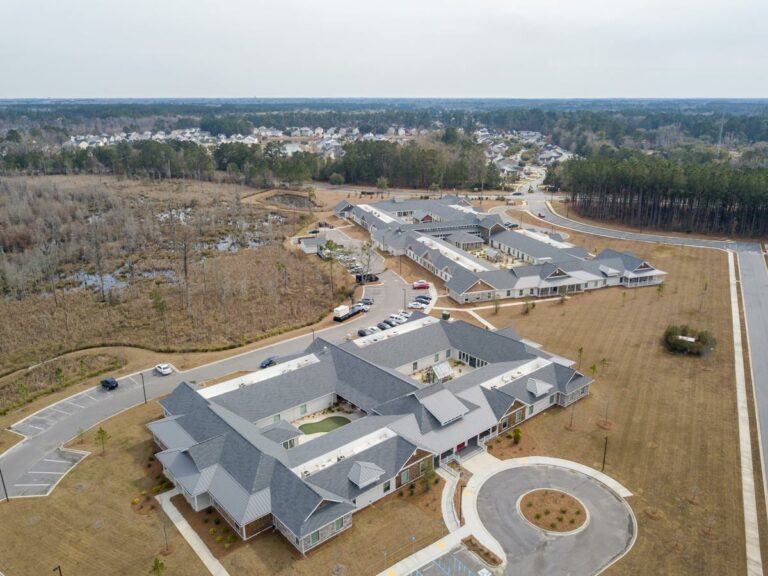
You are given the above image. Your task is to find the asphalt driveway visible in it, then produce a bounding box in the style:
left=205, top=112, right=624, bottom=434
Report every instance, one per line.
left=476, top=465, right=635, bottom=576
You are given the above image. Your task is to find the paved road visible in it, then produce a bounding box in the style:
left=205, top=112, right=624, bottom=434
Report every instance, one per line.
left=476, top=466, right=634, bottom=576
left=0, top=267, right=425, bottom=497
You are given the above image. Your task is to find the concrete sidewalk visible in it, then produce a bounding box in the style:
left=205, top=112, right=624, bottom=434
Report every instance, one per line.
left=156, top=489, right=231, bottom=576
left=436, top=467, right=461, bottom=532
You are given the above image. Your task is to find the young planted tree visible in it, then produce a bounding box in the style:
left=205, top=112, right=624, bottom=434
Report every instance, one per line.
left=95, top=426, right=111, bottom=454
left=150, top=557, right=166, bottom=576
left=577, top=347, right=584, bottom=370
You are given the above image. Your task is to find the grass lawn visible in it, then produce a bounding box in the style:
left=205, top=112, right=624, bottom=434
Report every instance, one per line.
left=0, top=401, right=208, bottom=576
left=478, top=232, right=746, bottom=575
left=298, top=415, right=351, bottom=434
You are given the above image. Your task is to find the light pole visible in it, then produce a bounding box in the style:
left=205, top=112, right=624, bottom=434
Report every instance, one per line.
left=141, top=372, right=147, bottom=404
left=602, top=436, right=608, bottom=472
left=0, top=466, right=9, bottom=502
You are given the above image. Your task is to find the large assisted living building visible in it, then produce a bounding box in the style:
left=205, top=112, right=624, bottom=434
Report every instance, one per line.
left=148, top=316, right=591, bottom=553
left=334, top=196, right=666, bottom=303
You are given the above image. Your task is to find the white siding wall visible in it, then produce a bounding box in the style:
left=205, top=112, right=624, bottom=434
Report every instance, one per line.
left=395, top=349, right=454, bottom=374
left=255, top=393, right=336, bottom=428
left=354, top=479, right=392, bottom=509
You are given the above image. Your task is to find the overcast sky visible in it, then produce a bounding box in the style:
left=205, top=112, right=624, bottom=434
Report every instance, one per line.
left=1, top=0, right=766, bottom=98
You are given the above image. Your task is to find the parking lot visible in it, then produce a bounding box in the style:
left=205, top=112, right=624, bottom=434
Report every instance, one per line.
left=12, top=386, right=117, bottom=439
left=8, top=447, right=88, bottom=497
left=411, top=547, right=495, bottom=576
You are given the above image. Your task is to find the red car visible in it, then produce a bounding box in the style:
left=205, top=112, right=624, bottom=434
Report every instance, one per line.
left=412, top=280, right=430, bottom=290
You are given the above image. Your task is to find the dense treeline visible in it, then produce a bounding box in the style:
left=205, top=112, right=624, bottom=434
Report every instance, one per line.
left=0, top=136, right=501, bottom=190
left=546, top=154, right=768, bottom=236
left=324, top=140, right=501, bottom=190
left=0, top=140, right=320, bottom=186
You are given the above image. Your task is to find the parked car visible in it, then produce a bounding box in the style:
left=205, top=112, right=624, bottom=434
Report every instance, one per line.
left=355, top=274, right=380, bottom=284
left=512, top=191, right=523, bottom=196
left=355, top=302, right=371, bottom=312
left=377, top=322, right=390, bottom=331
left=260, top=357, right=277, bottom=369
left=504, top=221, right=519, bottom=229
left=357, top=328, right=370, bottom=337
left=382, top=319, right=397, bottom=328
left=538, top=213, right=546, bottom=219
left=408, top=301, right=426, bottom=309
left=412, top=280, right=430, bottom=290
left=154, top=363, right=173, bottom=376
left=389, top=314, right=407, bottom=324
left=414, top=295, right=432, bottom=303
left=308, top=229, right=319, bottom=235
left=367, top=326, right=380, bottom=333
left=101, top=377, right=119, bottom=391
left=359, top=297, right=374, bottom=306
left=399, top=310, right=412, bottom=318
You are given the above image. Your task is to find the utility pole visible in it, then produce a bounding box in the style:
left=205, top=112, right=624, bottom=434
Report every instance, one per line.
left=602, top=436, right=608, bottom=472
left=141, top=372, right=147, bottom=404
left=0, top=466, right=9, bottom=502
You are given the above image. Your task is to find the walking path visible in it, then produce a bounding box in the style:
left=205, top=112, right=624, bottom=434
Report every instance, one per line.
left=467, top=310, right=496, bottom=330
left=156, top=489, right=231, bottom=576
left=435, top=467, right=461, bottom=533
left=729, top=252, right=764, bottom=575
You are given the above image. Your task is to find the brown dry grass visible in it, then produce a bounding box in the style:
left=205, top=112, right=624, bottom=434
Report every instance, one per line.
left=478, top=236, right=745, bottom=574
left=519, top=489, right=586, bottom=532
left=0, top=351, right=125, bottom=414
left=0, top=401, right=208, bottom=576
left=217, top=479, right=447, bottom=576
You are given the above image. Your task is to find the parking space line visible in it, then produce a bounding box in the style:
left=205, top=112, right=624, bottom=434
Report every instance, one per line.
left=25, top=424, right=44, bottom=431
left=29, top=470, right=65, bottom=475
left=51, top=406, right=72, bottom=416
left=85, top=393, right=100, bottom=401
left=43, top=458, right=70, bottom=464
left=14, top=483, right=51, bottom=487
left=65, top=399, right=87, bottom=409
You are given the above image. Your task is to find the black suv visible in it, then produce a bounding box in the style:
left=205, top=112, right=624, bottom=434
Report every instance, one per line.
left=101, top=377, right=119, bottom=391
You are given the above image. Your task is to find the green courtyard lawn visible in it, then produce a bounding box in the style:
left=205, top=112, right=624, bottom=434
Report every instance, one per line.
left=299, top=416, right=351, bottom=434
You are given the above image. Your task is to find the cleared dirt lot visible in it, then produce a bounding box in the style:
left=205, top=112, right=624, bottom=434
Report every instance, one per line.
left=0, top=402, right=208, bottom=576
left=478, top=234, right=745, bottom=575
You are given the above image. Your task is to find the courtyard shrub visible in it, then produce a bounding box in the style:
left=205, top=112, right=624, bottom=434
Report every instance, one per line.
left=513, top=427, right=522, bottom=444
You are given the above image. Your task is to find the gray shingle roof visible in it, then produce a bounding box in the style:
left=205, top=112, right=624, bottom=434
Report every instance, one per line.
left=307, top=436, right=416, bottom=500
left=260, top=420, right=302, bottom=444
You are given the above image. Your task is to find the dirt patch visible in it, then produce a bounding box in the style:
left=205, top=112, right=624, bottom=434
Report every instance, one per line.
left=172, top=495, right=245, bottom=557
left=462, top=535, right=503, bottom=566
left=519, top=489, right=586, bottom=532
